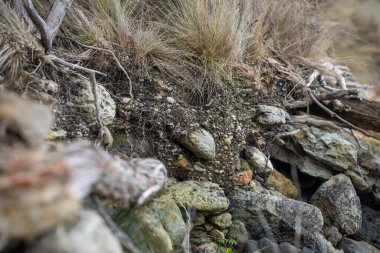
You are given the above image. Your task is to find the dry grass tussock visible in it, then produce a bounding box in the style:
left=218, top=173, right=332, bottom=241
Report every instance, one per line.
left=60, top=0, right=179, bottom=75
left=146, top=0, right=332, bottom=101
left=0, top=2, right=41, bottom=81
left=1, top=0, right=332, bottom=102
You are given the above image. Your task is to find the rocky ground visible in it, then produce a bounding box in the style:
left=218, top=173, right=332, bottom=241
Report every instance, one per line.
left=1, top=1, right=380, bottom=252
left=29, top=60, right=380, bottom=253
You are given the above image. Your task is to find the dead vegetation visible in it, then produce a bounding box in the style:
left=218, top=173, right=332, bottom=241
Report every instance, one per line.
left=1, top=0, right=333, bottom=102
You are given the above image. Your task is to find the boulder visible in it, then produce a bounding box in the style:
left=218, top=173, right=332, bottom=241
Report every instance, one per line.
left=255, top=105, right=291, bottom=125
left=294, top=129, right=358, bottom=172
left=310, top=174, right=361, bottom=235
left=326, top=226, right=342, bottom=247
left=226, top=220, right=249, bottom=253
left=209, top=213, right=232, bottom=229
left=353, top=205, right=380, bottom=249
left=339, top=238, right=380, bottom=253
left=179, top=129, right=216, bottom=160
left=73, top=80, right=116, bottom=126
left=244, top=146, right=274, bottom=175
left=229, top=188, right=323, bottom=247
left=27, top=210, right=123, bottom=253
left=166, top=181, right=229, bottom=213
left=115, top=195, right=186, bottom=253
left=265, top=169, right=299, bottom=199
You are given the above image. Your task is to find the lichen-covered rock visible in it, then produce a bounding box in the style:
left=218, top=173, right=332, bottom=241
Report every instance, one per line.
left=27, top=210, right=123, bottom=253
left=244, top=146, right=274, bottom=175
left=115, top=195, right=186, bottom=253
left=294, top=129, right=358, bottom=172
left=339, top=238, right=380, bottom=253
left=226, top=220, right=248, bottom=253
left=196, top=242, right=218, bottom=253
left=166, top=181, right=229, bottom=213
left=229, top=188, right=323, bottom=247
left=179, top=129, right=216, bottom=160
left=255, top=105, right=291, bottom=125
left=310, top=174, right=361, bottom=235
left=265, top=169, right=298, bottom=199
left=72, top=80, right=116, bottom=126
left=209, top=213, right=232, bottom=229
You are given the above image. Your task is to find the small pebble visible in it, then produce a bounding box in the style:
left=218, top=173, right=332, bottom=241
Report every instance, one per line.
left=166, top=97, right=175, bottom=104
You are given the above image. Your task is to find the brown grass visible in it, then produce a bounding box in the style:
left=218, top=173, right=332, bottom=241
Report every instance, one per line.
left=0, top=1, right=40, bottom=80
left=268, top=0, right=331, bottom=66
left=1, top=0, right=332, bottom=101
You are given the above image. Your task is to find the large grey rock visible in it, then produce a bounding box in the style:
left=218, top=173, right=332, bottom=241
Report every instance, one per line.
left=353, top=205, right=380, bottom=249
left=258, top=237, right=281, bottom=253
left=294, top=129, right=358, bottom=172
left=115, top=195, right=186, bottom=253
left=73, top=80, right=116, bottom=126
left=269, top=144, right=333, bottom=180
left=255, top=105, right=291, bottom=125
left=179, top=129, right=216, bottom=160
left=326, top=226, right=342, bottom=247
left=310, top=174, right=361, bottom=235
left=339, top=238, right=380, bottom=253
left=27, top=210, right=122, bottom=253
left=244, top=146, right=274, bottom=175
left=279, top=242, right=300, bottom=253
left=166, top=181, right=229, bottom=213
left=315, top=234, right=328, bottom=253
left=229, top=188, right=323, bottom=247
left=226, top=220, right=248, bottom=253
left=246, top=240, right=260, bottom=253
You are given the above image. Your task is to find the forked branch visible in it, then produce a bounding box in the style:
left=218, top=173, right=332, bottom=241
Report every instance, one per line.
left=22, top=0, right=73, bottom=52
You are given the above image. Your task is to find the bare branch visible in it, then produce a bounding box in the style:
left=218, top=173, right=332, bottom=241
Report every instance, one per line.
left=22, top=0, right=51, bottom=51
left=46, top=0, right=74, bottom=39
left=61, top=38, right=134, bottom=99
left=49, top=55, right=106, bottom=76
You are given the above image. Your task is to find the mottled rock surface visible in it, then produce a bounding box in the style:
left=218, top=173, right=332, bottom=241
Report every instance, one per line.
left=310, top=174, right=361, bottom=235
left=166, top=181, right=229, bottom=213
left=178, top=129, right=216, bottom=160
left=226, top=220, right=248, bottom=253
left=255, top=105, right=291, bottom=125
left=339, top=238, right=380, bottom=253
left=73, top=81, right=116, bottom=126
left=229, top=188, right=323, bottom=247
left=353, top=205, right=380, bottom=249
left=209, top=213, right=232, bottom=229
left=244, top=146, right=274, bottom=175
left=115, top=195, right=186, bottom=253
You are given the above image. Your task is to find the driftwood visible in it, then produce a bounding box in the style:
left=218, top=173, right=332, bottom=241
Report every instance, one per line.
left=284, top=67, right=380, bottom=139
left=0, top=93, right=167, bottom=252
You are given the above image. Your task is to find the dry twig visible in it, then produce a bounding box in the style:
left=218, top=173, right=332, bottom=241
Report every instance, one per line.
left=62, top=38, right=134, bottom=100
left=49, top=55, right=107, bottom=145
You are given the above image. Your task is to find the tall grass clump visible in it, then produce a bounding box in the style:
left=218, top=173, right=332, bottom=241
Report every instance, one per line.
left=156, top=0, right=252, bottom=100
left=61, top=0, right=179, bottom=75
left=258, top=0, right=331, bottom=67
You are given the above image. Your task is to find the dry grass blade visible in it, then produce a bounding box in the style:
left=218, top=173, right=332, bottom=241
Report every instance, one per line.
left=0, top=1, right=40, bottom=80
